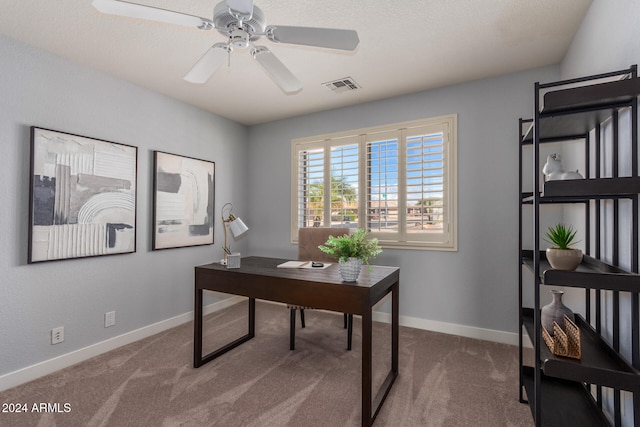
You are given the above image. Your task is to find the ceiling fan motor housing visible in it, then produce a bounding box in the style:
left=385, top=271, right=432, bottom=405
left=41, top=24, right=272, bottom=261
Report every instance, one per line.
left=213, top=1, right=266, bottom=43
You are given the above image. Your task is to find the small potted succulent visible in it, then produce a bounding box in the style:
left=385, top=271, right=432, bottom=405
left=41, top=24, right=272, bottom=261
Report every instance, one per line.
left=544, top=224, right=583, bottom=271
left=318, top=228, right=382, bottom=282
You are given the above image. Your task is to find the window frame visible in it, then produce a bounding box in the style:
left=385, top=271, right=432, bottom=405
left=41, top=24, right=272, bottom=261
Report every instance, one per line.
left=291, top=114, right=457, bottom=251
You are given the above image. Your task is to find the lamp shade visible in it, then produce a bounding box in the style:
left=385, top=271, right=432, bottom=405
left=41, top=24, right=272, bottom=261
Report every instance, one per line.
left=228, top=216, right=249, bottom=238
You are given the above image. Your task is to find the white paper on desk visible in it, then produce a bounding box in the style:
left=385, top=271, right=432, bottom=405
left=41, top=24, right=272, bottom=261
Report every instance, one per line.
left=277, top=261, right=309, bottom=268
left=277, top=261, right=332, bottom=269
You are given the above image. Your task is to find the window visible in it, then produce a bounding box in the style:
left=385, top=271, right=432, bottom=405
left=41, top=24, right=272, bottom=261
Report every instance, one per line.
left=292, top=115, right=457, bottom=250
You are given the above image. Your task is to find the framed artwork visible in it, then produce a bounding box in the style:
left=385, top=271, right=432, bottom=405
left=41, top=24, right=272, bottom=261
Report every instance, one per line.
left=29, top=127, right=138, bottom=263
left=152, top=151, right=215, bottom=250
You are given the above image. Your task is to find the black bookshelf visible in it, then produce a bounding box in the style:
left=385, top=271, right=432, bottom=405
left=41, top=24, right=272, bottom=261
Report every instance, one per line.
left=518, top=65, right=640, bottom=426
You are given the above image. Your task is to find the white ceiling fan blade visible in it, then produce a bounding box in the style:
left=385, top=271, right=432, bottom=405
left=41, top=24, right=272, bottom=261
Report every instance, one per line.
left=265, top=26, right=359, bottom=51
left=92, top=0, right=214, bottom=30
left=184, top=44, right=230, bottom=84
left=226, top=0, right=254, bottom=17
left=251, top=46, right=302, bottom=94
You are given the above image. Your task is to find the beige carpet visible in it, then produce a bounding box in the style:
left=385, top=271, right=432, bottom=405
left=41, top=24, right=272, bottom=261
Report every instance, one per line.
left=0, top=301, right=533, bottom=426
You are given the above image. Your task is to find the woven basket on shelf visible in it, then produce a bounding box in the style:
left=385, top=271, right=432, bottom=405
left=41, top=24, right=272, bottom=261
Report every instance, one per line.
left=542, top=315, right=581, bottom=359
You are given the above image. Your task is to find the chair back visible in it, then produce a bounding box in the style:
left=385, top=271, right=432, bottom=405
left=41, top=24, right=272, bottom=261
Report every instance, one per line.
left=297, top=227, right=350, bottom=263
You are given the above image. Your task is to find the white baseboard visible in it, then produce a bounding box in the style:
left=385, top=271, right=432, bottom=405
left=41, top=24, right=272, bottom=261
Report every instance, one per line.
left=371, top=311, right=521, bottom=347
left=273, top=300, right=521, bottom=346
left=0, top=297, right=521, bottom=392
left=0, top=296, right=245, bottom=392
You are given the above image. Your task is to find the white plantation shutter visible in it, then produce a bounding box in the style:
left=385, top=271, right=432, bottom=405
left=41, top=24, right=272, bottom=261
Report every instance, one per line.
left=329, top=139, right=359, bottom=225
left=403, top=122, right=452, bottom=246
left=295, top=143, right=324, bottom=228
left=366, top=131, right=400, bottom=238
left=292, top=115, right=456, bottom=250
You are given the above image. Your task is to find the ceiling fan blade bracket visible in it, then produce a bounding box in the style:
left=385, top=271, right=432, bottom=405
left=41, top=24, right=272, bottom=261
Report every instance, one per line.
left=250, top=45, right=266, bottom=56
left=198, top=21, right=214, bottom=31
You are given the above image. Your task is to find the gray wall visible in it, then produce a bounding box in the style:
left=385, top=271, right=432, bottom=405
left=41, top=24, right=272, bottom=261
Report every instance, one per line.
left=561, top=0, right=640, bottom=78
left=559, top=1, right=640, bottom=425
left=0, top=35, right=249, bottom=377
left=246, top=65, right=560, bottom=334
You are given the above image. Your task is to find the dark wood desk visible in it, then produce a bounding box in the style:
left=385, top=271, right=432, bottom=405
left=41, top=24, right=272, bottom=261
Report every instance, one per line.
left=194, top=256, right=399, bottom=427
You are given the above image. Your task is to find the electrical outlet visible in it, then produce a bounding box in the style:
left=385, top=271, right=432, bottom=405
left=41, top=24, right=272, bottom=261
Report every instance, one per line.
left=51, top=326, right=64, bottom=344
left=105, top=311, right=115, bottom=327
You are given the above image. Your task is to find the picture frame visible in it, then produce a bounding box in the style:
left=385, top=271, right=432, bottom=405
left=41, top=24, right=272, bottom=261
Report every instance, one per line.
left=29, top=127, right=138, bottom=263
left=152, top=151, right=215, bottom=250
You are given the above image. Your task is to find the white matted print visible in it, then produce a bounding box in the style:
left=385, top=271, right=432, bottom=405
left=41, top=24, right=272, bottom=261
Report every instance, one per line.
left=152, top=151, right=214, bottom=250
left=29, top=127, right=138, bottom=263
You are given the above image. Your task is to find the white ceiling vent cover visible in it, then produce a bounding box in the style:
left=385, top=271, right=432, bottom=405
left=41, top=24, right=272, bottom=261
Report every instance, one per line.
left=323, top=77, right=361, bottom=93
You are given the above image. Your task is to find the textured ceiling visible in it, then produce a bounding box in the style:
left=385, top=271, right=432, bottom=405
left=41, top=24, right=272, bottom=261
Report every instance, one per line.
left=0, top=0, right=592, bottom=125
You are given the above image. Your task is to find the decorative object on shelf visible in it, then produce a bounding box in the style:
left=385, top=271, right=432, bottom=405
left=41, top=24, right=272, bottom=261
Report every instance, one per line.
left=152, top=151, right=215, bottom=250
left=542, top=153, right=584, bottom=181
left=544, top=224, right=583, bottom=271
left=541, top=290, right=575, bottom=336
left=221, top=202, right=248, bottom=266
left=318, top=228, right=382, bottom=282
left=28, top=127, right=137, bottom=263
left=542, top=315, right=582, bottom=359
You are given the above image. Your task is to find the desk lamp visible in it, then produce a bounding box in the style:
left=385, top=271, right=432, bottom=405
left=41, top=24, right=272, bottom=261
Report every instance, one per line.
left=221, top=202, right=248, bottom=264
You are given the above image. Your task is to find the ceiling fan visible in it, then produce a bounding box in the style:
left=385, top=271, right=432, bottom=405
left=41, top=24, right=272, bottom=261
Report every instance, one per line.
left=92, top=0, right=360, bottom=93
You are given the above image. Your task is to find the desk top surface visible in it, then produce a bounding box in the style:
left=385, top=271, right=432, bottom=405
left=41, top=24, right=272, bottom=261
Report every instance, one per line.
left=196, top=256, right=399, bottom=288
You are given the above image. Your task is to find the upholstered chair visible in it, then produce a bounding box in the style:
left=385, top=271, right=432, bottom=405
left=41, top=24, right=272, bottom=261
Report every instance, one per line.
left=289, top=227, right=354, bottom=350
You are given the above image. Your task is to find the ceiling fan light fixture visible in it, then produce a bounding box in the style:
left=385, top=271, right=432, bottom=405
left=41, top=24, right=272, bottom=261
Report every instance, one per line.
left=230, top=29, right=250, bottom=49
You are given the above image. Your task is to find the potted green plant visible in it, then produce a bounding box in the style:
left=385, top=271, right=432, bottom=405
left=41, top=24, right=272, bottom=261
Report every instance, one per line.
left=544, top=224, right=583, bottom=271
left=318, top=228, right=382, bottom=282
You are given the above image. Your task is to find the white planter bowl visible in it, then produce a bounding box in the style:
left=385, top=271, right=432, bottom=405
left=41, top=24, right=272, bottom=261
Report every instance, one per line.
left=546, top=248, right=583, bottom=271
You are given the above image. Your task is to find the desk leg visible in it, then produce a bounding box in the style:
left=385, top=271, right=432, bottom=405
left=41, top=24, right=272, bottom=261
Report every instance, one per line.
left=194, top=295, right=256, bottom=368
left=362, top=310, right=373, bottom=427
left=193, top=287, right=204, bottom=368
left=365, top=281, right=399, bottom=426
left=248, top=297, right=256, bottom=337
left=392, top=281, right=399, bottom=373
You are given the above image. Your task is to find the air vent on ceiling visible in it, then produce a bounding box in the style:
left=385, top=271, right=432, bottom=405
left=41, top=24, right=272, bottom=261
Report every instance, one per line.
left=323, top=77, right=361, bottom=93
